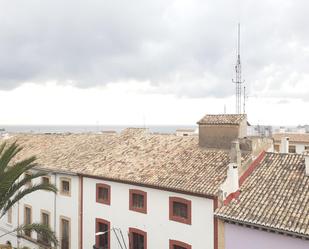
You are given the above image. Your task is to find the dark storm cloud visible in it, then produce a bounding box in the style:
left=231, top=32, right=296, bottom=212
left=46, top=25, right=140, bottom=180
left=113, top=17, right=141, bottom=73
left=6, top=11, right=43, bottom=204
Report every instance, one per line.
left=0, top=0, right=308, bottom=100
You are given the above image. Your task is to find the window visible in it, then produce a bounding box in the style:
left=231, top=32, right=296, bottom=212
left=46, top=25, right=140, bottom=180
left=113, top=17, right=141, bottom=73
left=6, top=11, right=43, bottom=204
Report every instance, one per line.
left=39, top=210, right=50, bottom=245
left=24, top=205, right=32, bottom=237
left=7, top=208, right=12, bottom=224
left=95, top=218, right=110, bottom=249
left=60, top=177, right=71, bottom=196
left=169, top=197, right=192, bottom=225
left=96, top=183, right=111, bottom=205
left=274, top=144, right=280, bottom=152
left=129, top=228, right=147, bottom=249
left=42, top=176, right=50, bottom=185
left=60, top=216, right=70, bottom=249
left=305, top=146, right=309, bottom=151
left=169, top=240, right=192, bottom=249
left=289, top=145, right=296, bottom=153
left=24, top=172, right=32, bottom=187
left=129, top=189, right=147, bottom=214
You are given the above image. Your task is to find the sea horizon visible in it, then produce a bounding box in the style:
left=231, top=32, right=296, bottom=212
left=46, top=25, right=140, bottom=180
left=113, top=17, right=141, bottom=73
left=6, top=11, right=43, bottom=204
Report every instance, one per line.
left=0, top=124, right=197, bottom=134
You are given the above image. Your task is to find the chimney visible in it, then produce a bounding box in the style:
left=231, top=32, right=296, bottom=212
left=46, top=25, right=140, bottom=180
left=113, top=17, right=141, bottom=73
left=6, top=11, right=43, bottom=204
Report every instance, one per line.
left=197, top=114, right=247, bottom=149
left=230, top=140, right=241, bottom=166
left=304, top=151, right=309, bottom=176
left=280, top=137, right=289, bottom=153
left=219, top=141, right=241, bottom=200
left=219, top=163, right=239, bottom=200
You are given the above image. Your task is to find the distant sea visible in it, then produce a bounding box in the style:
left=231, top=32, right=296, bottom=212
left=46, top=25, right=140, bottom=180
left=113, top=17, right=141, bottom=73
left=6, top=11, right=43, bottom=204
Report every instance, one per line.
left=0, top=125, right=196, bottom=134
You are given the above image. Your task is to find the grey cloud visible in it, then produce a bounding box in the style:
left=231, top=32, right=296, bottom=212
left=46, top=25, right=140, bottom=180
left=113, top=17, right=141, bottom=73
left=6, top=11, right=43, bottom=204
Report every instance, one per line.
left=0, top=0, right=309, bottom=100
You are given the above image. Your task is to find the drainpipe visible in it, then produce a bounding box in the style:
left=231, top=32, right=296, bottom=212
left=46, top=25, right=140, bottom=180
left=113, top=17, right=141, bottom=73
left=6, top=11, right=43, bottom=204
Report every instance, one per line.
left=53, top=173, right=57, bottom=246
left=78, top=175, right=84, bottom=249
left=17, top=200, right=20, bottom=248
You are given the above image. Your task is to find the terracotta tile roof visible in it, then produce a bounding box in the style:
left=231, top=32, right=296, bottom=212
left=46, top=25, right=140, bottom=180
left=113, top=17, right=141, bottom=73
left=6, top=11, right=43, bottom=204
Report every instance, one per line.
left=216, top=153, right=309, bottom=238
left=6, top=128, right=249, bottom=196
left=273, top=133, right=309, bottom=144
left=197, top=114, right=247, bottom=125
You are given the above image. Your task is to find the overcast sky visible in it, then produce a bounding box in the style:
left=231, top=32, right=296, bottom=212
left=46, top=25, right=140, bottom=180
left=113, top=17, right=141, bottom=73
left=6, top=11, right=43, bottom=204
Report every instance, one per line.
left=0, top=0, right=308, bottom=126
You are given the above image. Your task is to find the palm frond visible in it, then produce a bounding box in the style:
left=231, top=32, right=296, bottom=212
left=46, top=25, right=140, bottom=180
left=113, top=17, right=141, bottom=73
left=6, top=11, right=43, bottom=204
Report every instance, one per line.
left=0, top=141, right=23, bottom=174
left=0, top=142, right=58, bottom=247
left=1, top=183, right=57, bottom=217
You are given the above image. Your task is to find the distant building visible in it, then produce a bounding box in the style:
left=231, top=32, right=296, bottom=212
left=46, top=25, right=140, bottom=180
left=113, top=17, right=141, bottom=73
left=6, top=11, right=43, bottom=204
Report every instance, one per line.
left=273, top=133, right=309, bottom=154
left=175, top=128, right=197, bottom=136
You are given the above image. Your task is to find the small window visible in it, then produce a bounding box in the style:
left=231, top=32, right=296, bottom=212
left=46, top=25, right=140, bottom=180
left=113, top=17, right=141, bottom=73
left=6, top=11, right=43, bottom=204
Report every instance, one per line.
left=169, top=197, right=191, bottom=225
left=24, top=205, right=32, bottom=237
left=42, top=176, right=50, bottom=185
left=129, top=189, right=147, bottom=214
left=95, top=218, right=110, bottom=249
left=96, top=183, right=111, bottom=205
left=289, top=145, right=296, bottom=153
left=274, top=144, right=280, bottom=152
left=60, top=178, right=71, bottom=196
left=60, top=216, right=70, bottom=249
left=39, top=210, right=50, bottom=245
left=305, top=146, right=309, bottom=151
left=24, top=172, right=32, bottom=187
left=129, top=228, right=147, bottom=249
left=169, top=240, right=192, bottom=249
left=7, top=208, right=12, bottom=224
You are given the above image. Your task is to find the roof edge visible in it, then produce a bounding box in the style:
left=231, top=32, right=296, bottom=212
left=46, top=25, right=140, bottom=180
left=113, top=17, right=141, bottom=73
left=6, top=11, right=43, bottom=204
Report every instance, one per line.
left=215, top=214, right=309, bottom=240
left=79, top=173, right=216, bottom=200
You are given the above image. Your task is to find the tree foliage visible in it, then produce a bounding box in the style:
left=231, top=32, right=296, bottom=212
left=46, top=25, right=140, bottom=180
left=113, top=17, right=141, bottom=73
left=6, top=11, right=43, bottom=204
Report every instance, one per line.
left=0, top=142, right=58, bottom=246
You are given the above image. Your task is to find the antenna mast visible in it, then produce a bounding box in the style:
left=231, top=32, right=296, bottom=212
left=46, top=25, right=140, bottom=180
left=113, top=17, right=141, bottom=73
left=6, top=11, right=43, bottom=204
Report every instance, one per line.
left=232, top=23, right=245, bottom=114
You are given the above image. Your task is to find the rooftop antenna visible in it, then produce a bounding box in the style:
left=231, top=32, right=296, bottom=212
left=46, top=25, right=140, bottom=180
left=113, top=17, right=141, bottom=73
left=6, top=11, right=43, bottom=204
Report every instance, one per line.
left=232, top=23, right=245, bottom=114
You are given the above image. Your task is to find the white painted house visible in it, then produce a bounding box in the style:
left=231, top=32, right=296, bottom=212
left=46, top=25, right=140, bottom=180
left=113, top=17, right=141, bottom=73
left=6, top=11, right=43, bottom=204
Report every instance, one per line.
left=273, top=133, right=309, bottom=154
left=0, top=114, right=271, bottom=249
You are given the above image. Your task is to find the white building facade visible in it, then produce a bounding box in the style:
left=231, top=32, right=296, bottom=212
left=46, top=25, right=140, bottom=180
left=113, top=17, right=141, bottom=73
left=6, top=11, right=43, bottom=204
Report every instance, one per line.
left=83, top=176, right=216, bottom=249
left=0, top=172, right=217, bottom=249
left=0, top=170, right=80, bottom=249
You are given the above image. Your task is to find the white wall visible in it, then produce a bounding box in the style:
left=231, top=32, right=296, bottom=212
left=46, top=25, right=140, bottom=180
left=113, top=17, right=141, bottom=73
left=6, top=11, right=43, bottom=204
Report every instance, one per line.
left=0, top=203, right=19, bottom=247
left=275, top=142, right=308, bottom=154
left=83, top=177, right=215, bottom=249
left=224, top=223, right=309, bottom=249
left=0, top=171, right=80, bottom=249
left=1, top=172, right=216, bottom=249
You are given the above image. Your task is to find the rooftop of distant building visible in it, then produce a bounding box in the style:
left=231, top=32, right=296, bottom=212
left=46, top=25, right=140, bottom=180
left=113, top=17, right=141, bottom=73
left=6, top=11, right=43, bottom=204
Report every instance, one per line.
left=197, top=114, right=247, bottom=125
left=273, top=133, right=309, bottom=144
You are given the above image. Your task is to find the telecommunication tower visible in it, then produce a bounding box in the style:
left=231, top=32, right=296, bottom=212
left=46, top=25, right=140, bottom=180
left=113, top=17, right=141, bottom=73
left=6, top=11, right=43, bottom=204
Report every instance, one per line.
left=232, top=23, right=245, bottom=114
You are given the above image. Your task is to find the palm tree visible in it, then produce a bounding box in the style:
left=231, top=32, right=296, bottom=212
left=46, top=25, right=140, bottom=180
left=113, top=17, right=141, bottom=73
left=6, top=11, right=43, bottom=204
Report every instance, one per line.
left=0, top=141, right=58, bottom=247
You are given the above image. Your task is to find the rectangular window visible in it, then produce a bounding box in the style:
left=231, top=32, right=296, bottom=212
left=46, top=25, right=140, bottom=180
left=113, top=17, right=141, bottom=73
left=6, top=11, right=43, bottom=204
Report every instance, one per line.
left=129, top=189, right=147, bottom=214
left=274, top=144, right=280, bottom=152
left=169, top=240, right=192, bottom=249
left=60, top=217, right=70, bottom=249
left=95, top=218, right=110, bottom=249
left=42, top=176, right=50, bottom=185
left=289, top=145, right=296, bottom=153
left=24, top=205, right=32, bottom=237
left=169, top=197, right=192, bottom=225
left=60, top=177, right=71, bottom=196
left=7, top=208, right=12, bottom=224
left=129, top=228, right=147, bottom=249
left=96, top=183, right=111, bottom=205
left=39, top=210, right=50, bottom=245
left=305, top=146, right=309, bottom=151
left=173, top=202, right=188, bottom=219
